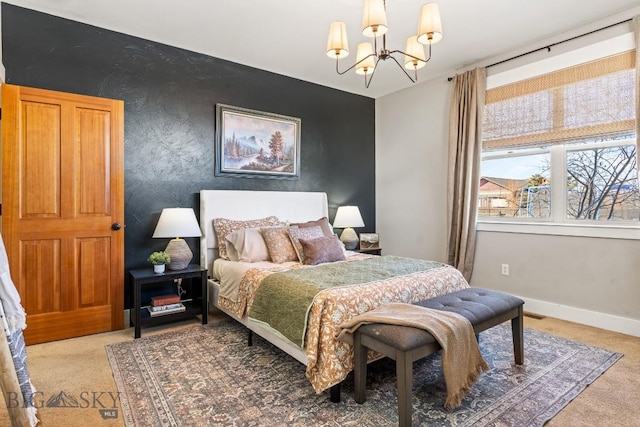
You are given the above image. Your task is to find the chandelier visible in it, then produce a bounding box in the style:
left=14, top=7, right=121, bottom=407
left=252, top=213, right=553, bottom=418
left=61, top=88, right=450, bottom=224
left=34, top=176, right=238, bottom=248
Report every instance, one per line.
left=326, top=0, right=443, bottom=88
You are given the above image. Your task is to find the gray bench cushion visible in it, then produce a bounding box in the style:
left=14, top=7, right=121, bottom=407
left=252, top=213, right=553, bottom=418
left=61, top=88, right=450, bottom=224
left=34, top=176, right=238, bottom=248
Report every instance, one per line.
left=357, top=287, right=524, bottom=352
left=414, top=287, right=524, bottom=324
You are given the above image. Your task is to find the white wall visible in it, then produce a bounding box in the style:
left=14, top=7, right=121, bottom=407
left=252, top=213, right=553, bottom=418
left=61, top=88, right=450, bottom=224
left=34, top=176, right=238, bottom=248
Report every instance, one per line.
left=473, top=231, right=640, bottom=336
left=376, top=76, right=451, bottom=262
left=376, top=7, right=640, bottom=337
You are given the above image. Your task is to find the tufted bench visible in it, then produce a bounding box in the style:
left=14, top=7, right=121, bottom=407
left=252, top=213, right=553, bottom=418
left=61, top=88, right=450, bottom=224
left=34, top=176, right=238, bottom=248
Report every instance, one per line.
left=350, top=287, right=524, bottom=427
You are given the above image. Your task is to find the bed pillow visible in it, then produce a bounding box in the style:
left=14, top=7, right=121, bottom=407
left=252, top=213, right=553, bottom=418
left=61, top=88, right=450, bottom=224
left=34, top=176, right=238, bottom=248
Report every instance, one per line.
left=288, top=226, right=325, bottom=263
left=261, top=227, right=299, bottom=264
left=292, top=217, right=333, bottom=237
left=213, top=216, right=279, bottom=260
left=299, top=235, right=347, bottom=265
left=225, top=227, right=271, bottom=263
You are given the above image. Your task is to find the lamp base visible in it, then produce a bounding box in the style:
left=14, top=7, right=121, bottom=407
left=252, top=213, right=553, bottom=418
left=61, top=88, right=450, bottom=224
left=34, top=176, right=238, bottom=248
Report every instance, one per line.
left=339, top=227, right=359, bottom=250
left=165, top=238, right=193, bottom=270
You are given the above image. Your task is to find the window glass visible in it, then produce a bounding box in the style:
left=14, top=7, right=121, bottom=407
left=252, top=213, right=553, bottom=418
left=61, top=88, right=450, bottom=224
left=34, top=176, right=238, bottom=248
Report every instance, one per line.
left=566, top=142, right=639, bottom=221
left=479, top=151, right=550, bottom=219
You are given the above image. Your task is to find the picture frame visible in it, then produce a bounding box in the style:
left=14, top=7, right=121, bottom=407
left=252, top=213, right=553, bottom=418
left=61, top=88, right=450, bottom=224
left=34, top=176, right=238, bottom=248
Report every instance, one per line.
left=359, top=233, right=380, bottom=250
left=215, top=104, right=301, bottom=179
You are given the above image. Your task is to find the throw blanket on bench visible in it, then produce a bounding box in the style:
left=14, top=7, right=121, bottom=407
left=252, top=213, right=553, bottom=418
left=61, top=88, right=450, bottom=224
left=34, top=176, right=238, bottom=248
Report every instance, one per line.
left=338, top=303, right=489, bottom=408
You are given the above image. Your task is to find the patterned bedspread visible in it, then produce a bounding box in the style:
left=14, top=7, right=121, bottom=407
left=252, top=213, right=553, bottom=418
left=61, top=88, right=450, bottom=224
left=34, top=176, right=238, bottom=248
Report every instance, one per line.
left=217, top=254, right=469, bottom=393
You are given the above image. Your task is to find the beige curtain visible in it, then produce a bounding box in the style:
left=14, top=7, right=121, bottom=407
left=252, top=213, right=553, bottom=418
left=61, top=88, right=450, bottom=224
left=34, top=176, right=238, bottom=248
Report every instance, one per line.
left=446, top=68, right=486, bottom=281
left=634, top=16, right=640, bottom=184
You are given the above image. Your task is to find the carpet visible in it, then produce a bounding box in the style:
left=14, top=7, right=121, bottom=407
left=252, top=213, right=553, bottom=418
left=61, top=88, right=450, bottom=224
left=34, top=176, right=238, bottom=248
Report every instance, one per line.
left=105, top=319, right=621, bottom=426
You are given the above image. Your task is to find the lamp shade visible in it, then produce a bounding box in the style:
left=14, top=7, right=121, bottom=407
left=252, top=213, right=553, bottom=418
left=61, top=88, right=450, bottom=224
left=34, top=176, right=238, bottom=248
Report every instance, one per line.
left=404, top=36, right=426, bottom=70
left=333, top=206, right=365, bottom=228
left=326, top=21, right=350, bottom=58
left=417, top=3, right=443, bottom=45
left=152, top=208, right=202, bottom=239
left=152, top=208, right=202, bottom=270
left=355, top=43, right=376, bottom=75
left=362, top=0, right=388, bottom=38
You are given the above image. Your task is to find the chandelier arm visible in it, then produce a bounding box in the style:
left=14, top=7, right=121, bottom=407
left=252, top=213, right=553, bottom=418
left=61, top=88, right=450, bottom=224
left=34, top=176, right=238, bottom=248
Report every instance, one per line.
left=364, top=56, right=383, bottom=88
left=334, top=53, right=379, bottom=75
left=387, top=48, right=432, bottom=65
left=425, top=42, right=433, bottom=62
left=387, top=54, right=416, bottom=83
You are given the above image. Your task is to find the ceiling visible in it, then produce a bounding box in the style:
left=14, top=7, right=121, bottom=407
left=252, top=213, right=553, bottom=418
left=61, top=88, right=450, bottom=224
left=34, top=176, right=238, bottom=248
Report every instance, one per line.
left=4, top=0, right=640, bottom=98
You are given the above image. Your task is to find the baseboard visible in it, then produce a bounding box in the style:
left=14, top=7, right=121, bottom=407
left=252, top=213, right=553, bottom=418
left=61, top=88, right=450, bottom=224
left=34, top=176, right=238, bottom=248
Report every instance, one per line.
left=124, top=309, right=131, bottom=328
left=520, top=296, right=640, bottom=338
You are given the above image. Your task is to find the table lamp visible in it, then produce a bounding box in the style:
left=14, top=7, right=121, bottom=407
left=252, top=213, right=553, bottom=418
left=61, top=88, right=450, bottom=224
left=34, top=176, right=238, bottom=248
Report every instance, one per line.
left=333, top=206, right=365, bottom=250
left=152, top=208, right=202, bottom=270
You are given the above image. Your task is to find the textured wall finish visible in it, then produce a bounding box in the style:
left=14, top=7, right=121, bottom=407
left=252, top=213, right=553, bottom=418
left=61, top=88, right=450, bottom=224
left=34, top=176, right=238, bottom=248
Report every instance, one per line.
left=2, top=4, right=376, bottom=308
left=0, top=3, right=4, bottom=82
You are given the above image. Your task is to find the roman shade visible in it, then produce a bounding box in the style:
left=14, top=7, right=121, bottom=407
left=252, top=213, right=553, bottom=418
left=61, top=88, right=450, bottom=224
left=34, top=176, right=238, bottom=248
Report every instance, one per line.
left=483, top=50, right=636, bottom=152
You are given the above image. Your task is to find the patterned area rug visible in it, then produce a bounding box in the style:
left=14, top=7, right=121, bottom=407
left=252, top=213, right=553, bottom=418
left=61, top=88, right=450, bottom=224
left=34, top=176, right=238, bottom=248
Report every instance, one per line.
left=106, top=319, right=621, bottom=426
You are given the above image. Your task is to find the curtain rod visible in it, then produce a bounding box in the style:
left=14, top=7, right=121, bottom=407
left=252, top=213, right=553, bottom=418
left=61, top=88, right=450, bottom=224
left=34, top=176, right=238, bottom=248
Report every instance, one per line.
left=447, top=18, right=632, bottom=81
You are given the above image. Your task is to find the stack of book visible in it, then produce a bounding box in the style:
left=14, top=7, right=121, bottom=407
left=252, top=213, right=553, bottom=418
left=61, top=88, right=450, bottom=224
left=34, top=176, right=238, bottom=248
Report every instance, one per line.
left=148, top=294, right=185, bottom=317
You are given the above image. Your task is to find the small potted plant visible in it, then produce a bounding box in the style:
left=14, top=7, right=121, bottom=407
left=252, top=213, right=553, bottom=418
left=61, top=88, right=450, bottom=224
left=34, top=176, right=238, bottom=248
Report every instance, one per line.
left=148, top=251, right=171, bottom=274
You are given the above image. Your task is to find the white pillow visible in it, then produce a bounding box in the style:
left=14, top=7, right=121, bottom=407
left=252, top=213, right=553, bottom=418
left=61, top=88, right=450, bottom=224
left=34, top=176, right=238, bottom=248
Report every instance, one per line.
left=225, top=227, right=271, bottom=263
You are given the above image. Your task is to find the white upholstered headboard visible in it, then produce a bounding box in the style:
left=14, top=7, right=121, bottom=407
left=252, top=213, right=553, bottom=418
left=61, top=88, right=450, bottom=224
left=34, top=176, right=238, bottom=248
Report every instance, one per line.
left=199, top=190, right=329, bottom=274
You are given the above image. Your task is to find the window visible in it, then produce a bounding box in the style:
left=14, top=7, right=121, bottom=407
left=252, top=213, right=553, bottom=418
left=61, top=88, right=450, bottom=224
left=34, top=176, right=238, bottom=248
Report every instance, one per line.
left=479, top=50, right=638, bottom=225
left=565, top=137, right=638, bottom=221
left=480, top=149, right=550, bottom=218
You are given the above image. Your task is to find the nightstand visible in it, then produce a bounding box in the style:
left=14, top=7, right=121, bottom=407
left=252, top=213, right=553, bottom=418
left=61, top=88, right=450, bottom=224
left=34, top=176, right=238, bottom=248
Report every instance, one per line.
left=130, top=264, right=208, bottom=338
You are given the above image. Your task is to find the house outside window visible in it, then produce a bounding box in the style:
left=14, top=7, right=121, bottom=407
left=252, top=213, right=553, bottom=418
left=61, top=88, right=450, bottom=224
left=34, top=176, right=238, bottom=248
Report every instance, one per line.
left=479, top=49, right=638, bottom=228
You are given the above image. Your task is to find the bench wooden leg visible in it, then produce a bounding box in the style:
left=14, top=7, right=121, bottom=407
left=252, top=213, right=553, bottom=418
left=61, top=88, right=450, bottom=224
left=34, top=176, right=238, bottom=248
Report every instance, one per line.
left=396, top=351, right=413, bottom=427
left=511, top=306, right=524, bottom=365
left=353, top=331, right=368, bottom=404
left=330, top=384, right=341, bottom=403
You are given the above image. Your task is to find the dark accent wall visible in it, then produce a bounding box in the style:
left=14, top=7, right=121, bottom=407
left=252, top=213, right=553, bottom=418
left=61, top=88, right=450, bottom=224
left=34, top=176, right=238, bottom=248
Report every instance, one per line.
left=2, top=4, right=376, bottom=308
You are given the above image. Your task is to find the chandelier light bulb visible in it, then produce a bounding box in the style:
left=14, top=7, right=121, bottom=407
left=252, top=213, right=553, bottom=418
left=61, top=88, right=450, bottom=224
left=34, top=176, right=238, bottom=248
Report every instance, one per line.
left=417, top=3, right=443, bottom=45
left=404, top=36, right=427, bottom=70
left=326, top=21, right=349, bottom=58
left=362, top=0, right=388, bottom=38
left=356, top=42, right=376, bottom=75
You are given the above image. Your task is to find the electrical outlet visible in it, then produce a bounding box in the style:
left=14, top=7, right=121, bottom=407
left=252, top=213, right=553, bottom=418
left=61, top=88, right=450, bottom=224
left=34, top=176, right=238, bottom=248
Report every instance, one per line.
left=501, top=264, right=509, bottom=276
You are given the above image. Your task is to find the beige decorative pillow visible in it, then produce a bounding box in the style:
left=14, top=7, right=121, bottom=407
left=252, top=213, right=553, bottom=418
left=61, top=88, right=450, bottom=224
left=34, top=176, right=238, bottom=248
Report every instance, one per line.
left=287, top=226, right=325, bottom=263
left=292, top=217, right=333, bottom=237
left=299, top=235, right=347, bottom=265
left=225, top=227, right=271, bottom=262
left=213, top=216, right=279, bottom=260
left=261, top=227, right=299, bottom=264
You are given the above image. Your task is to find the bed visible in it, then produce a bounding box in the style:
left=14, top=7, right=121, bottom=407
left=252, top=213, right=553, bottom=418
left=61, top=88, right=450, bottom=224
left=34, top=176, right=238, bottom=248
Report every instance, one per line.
left=199, top=190, right=470, bottom=394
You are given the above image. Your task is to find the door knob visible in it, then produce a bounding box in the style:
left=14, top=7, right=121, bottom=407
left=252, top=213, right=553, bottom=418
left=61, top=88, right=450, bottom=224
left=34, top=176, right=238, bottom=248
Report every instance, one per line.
left=111, top=223, right=122, bottom=231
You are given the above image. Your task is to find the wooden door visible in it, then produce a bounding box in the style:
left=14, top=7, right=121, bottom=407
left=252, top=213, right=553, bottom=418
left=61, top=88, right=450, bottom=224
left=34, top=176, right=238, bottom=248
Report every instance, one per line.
left=1, top=84, right=124, bottom=344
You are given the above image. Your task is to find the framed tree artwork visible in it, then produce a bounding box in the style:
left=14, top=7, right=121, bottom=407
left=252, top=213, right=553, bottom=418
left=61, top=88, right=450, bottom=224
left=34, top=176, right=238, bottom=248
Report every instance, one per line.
left=215, top=104, right=301, bottom=179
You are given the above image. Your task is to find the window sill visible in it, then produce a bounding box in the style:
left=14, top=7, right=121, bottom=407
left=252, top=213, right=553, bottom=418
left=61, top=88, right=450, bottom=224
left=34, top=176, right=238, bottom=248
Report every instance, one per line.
left=476, top=220, right=640, bottom=240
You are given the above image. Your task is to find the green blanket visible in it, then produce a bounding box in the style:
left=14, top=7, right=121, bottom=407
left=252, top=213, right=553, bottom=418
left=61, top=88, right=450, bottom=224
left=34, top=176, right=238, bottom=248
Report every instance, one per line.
left=249, top=256, right=445, bottom=347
